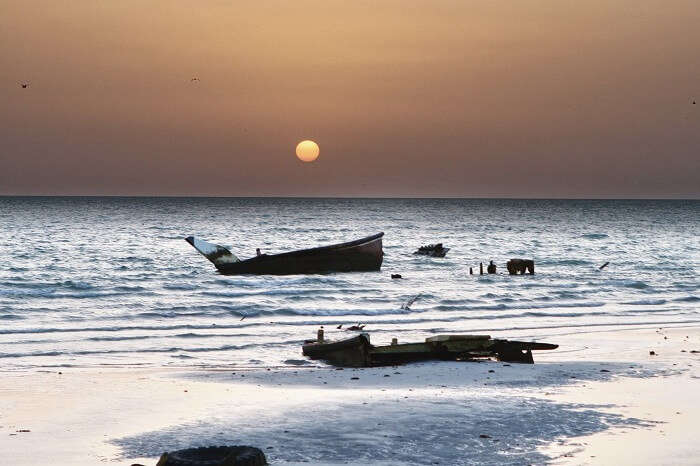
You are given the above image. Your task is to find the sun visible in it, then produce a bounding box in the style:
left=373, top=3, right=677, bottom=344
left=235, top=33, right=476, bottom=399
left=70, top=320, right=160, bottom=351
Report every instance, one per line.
left=295, top=140, right=320, bottom=162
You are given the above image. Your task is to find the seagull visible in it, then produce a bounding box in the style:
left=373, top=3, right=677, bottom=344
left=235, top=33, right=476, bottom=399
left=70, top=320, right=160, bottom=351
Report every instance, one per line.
left=20, top=82, right=29, bottom=89
left=190, top=77, right=200, bottom=82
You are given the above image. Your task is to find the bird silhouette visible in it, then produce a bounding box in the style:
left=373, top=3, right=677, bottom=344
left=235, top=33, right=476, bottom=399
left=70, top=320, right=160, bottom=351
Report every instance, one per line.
left=336, top=324, right=342, bottom=329
left=190, top=77, right=200, bottom=82
left=20, top=82, right=29, bottom=89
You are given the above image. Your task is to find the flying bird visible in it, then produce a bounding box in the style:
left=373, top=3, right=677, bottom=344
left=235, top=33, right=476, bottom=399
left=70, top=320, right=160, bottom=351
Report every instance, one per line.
left=190, top=77, right=200, bottom=82
left=401, top=293, right=422, bottom=311
left=20, top=82, right=29, bottom=89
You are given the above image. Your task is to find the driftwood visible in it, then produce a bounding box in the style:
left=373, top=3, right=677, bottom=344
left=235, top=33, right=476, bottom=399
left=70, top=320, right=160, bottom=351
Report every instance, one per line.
left=506, top=259, right=535, bottom=275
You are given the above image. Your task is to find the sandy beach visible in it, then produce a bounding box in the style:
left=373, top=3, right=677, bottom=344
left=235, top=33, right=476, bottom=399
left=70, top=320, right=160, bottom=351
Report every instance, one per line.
left=2, top=323, right=698, bottom=465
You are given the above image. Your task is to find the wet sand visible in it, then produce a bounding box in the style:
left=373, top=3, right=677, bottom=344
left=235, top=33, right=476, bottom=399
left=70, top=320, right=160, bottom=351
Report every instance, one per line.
left=1, top=324, right=698, bottom=465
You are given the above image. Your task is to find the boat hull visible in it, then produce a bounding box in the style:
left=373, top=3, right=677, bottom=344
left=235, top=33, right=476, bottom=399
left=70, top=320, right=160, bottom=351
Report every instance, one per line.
left=301, top=334, right=558, bottom=367
left=189, top=233, right=384, bottom=275
left=302, top=334, right=372, bottom=367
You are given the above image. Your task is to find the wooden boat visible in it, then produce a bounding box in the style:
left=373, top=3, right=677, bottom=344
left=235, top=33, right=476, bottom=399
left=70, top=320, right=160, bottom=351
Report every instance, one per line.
left=185, top=232, right=384, bottom=275
left=302, top=333, right=558, bottom=367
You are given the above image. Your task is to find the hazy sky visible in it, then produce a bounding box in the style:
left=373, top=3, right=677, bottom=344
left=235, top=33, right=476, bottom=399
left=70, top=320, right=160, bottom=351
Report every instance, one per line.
left=1, top=0, right=699, bottom=197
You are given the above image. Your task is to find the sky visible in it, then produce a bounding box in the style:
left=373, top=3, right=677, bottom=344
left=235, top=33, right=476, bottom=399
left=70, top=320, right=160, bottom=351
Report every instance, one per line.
left=1, top=0, right=699, bottom=197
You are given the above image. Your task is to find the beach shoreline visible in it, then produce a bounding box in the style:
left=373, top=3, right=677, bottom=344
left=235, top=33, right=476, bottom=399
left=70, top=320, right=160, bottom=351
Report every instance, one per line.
left=1, top=323, right=698, bottom=465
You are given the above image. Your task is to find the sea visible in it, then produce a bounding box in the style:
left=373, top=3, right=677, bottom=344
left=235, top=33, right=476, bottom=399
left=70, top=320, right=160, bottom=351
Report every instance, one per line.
left=0, top=197, right=698, bottom=370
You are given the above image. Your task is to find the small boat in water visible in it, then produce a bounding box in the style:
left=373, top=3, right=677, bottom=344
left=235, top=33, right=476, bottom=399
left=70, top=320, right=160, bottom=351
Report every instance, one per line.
left=185, top=232, right=384, bottom=275
left=302, top=333, right=558, bottom=366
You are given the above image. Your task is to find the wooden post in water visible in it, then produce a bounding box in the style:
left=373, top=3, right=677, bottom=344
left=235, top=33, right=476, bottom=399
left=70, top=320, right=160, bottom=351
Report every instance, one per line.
left=317, top=327, right=324, bottom=343
left=469, top=267, right=473, bottom=275
left=479, top=262, right=484, bottom=275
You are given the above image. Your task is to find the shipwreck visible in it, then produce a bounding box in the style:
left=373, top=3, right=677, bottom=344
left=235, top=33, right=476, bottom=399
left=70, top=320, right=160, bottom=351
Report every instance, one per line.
left=185, top=232, right=384, bottom=275
left=302, top=332, right=557, bottom=367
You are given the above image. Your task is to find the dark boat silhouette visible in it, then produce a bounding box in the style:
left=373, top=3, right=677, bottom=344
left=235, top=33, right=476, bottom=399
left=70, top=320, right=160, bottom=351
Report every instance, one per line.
left=302, top=333, right=558, bottom=367
left=185, top=232, right=383, bottom=275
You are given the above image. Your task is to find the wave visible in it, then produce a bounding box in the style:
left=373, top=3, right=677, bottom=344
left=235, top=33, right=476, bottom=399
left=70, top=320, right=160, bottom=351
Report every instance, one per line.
left=0, top=289, right=156, bottom=299
left=605, top=279, right=651, bottom=290
left=543, top=259, right=593, bottom=266
left=581, top=233, right=609, bottom=239
left=0, top=340, right=299, bottom=359
left=621, top=299, right=667, bottom=305
left=86, top=335, right=151, bottom=342
left=673, top=296, right=699, bottom=303
left=434, top=301, right=607, bottom=312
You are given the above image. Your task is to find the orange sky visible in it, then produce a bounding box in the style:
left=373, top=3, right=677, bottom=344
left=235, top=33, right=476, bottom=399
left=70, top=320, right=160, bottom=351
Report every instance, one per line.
left=1, top=0, right=699, bottom=197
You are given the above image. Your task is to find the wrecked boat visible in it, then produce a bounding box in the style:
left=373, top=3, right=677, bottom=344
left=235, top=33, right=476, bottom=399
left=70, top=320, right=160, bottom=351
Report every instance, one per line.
left=414, top=243, right=450, bottom=257
left=302, top=333, right=557, bottom=367
left=185, top=232, right=384, bottom=275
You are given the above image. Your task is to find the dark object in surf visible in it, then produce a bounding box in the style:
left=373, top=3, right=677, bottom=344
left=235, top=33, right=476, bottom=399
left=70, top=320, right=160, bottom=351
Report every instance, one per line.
left=346, top=323, right=365, bottom=331
left=649, top=351, right=656, bottom=355
left=599, top=262, right=610, bottom=270
left=487, top=260, right=497, bottom=274
left=506, top=259, right=535, bottom=275
left=302, top=333, right=558, bottom=367
left=156, top=445, right=267, bottom=466
left=401, top=293, right=421, bottom=310
left=414, top=243, right=450, bottom=257
left=185, top=233, right=383, bottom=275
left=391, top=273, right=402, bottom=279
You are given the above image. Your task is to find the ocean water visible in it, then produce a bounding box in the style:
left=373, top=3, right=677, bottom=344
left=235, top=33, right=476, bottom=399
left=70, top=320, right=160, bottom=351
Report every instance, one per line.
left=0, top=197, right=698, bottom=369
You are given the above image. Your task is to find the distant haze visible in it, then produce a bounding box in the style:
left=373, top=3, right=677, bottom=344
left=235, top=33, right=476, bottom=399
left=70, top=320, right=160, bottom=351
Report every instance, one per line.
left=1, top=0, right=699, bottom=197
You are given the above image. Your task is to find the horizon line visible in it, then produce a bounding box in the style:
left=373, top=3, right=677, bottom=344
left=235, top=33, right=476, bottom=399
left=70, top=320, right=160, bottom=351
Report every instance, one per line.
left=0, top=195, right=698, bottom=201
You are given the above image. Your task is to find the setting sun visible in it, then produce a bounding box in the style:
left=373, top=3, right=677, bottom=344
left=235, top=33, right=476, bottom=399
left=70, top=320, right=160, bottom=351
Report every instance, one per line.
left=295, top=140, right=320, bottom=162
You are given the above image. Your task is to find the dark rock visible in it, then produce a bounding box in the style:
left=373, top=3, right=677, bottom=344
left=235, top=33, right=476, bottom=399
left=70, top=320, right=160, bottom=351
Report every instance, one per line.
left=351, top=377, right=359, bottom=380
left=600, top=369, right=610, bottom=373
left=506, top=259, right=535, bottom=275
left=479, top=434, right=491, bottom=439
left=649, top=351, right=656, bottom=355
left=391, top=274, right=402, bottom=279
left=414, top=243, right=450, bottom=257
left=156, top=446, right=266, bottom=466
